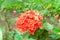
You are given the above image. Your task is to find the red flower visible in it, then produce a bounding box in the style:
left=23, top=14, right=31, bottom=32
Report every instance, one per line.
left=16, top=10, right=43, bottom=35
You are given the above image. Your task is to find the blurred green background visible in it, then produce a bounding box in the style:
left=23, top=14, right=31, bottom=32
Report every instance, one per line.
left=0, top=0, right=60, bottom=40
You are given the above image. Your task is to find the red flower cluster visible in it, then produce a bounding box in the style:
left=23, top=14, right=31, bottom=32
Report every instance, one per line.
left=16, top=10, right=43, bottom=35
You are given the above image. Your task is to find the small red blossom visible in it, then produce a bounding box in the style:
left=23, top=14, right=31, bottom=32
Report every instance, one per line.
left=16, top=10, right=43, bottom=35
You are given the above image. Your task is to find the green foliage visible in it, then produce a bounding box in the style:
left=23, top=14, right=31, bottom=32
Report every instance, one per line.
left=14, top=32, right=23, bottom=40
left=43, top=22, right=53, bottom=31
left=0, top=0, right=60, bottom=40
left=6, top=30, right=14, bottom=40
left=0, top=29, right=3, bottom=40
left=8, top=18, right=17, bottom=25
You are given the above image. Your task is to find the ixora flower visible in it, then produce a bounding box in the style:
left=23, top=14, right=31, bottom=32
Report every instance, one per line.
left=16, top=10, right=43, bottom=35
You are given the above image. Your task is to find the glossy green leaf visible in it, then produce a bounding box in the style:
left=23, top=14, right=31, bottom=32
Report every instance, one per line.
left=52, top=28, right=60, bottom=34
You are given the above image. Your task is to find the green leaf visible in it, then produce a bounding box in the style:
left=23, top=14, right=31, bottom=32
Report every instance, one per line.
left=52, top=28, right=60, bottom=34
left=6, top=30, right=14, bottom=40
left=41, top=10, right=51, bottom=16
left=0, top=24, right=8, bottom=33
left=27, top=38, right=35, bottom=40
left=49, top=34, right=60, bottom=39
left=50, top=17, right=55, bottom=22
left=44, top=22, right=53, bottom=31
left=14, top=30, right=35, bottom=40
left=8, top=17, right=17, bottom=25
left=0, top=29, right=3, bottom=40
left=14, top=31, right=24, bottom=40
